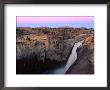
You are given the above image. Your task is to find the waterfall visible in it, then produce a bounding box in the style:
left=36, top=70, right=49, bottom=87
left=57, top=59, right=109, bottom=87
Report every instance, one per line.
left=64, top=40, right=84, bottom=72
left=49, top=40, right=84, bottom=74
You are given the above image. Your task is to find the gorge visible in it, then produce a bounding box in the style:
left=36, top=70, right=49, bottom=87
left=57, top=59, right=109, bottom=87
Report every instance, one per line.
left=49, top=40, right=84, bottom=74
left=16, top=27, right=94, bottom=74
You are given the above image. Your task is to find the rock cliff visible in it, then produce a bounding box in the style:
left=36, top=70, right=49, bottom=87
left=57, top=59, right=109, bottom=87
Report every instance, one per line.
left=16, top=27, right=94, bottom=74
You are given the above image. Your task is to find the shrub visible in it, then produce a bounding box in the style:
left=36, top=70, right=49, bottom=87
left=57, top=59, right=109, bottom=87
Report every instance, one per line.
left=42, top=29, right=49, bottom=34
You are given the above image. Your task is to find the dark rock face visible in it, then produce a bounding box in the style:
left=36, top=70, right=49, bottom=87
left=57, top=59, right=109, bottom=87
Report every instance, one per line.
left=66, top=45, right=94, bottom=74
left=46, top=38, right=75, bottom=62
left=16, top=27, right=94, bottom=74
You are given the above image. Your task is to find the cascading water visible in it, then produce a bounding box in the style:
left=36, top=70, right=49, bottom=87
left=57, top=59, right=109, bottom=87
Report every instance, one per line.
left=64, top=40, right=84, bottom=72
left=50, top=40, right=84, bottom=74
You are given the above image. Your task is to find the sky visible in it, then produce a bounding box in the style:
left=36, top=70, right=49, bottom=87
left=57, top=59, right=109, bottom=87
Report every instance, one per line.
left=16, top=16, right=94, bottom=28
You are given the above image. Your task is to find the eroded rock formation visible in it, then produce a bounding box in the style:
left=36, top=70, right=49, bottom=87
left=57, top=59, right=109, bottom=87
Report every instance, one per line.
left=16, top=27, right=94, bottom=74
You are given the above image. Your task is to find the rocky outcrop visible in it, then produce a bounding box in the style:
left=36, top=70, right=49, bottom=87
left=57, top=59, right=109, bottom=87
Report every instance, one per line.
left=16, top=27, right=94, bottom=74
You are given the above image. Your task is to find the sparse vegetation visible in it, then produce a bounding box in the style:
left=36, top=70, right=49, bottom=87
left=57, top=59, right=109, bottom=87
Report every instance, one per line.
left=16, top=27, right=94, bottom=74
left=42, top=29, right=50, bottom=34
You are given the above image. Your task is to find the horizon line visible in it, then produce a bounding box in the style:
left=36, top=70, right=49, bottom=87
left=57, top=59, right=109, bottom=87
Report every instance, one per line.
left=16, top=26, right=94, bottom=29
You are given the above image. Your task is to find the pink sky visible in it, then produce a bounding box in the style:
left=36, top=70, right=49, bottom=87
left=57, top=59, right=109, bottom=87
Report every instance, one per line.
left=17, top=16, right=94, bottom=23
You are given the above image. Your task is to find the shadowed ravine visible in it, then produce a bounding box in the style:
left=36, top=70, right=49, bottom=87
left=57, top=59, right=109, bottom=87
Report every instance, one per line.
left=47, top=40, right=84, bottom=74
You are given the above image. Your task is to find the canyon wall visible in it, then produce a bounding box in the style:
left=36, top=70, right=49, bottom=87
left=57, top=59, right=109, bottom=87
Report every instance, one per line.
left=16, top=27, right=94, bottom=74
left=16, top=27, right=94, bottom=62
